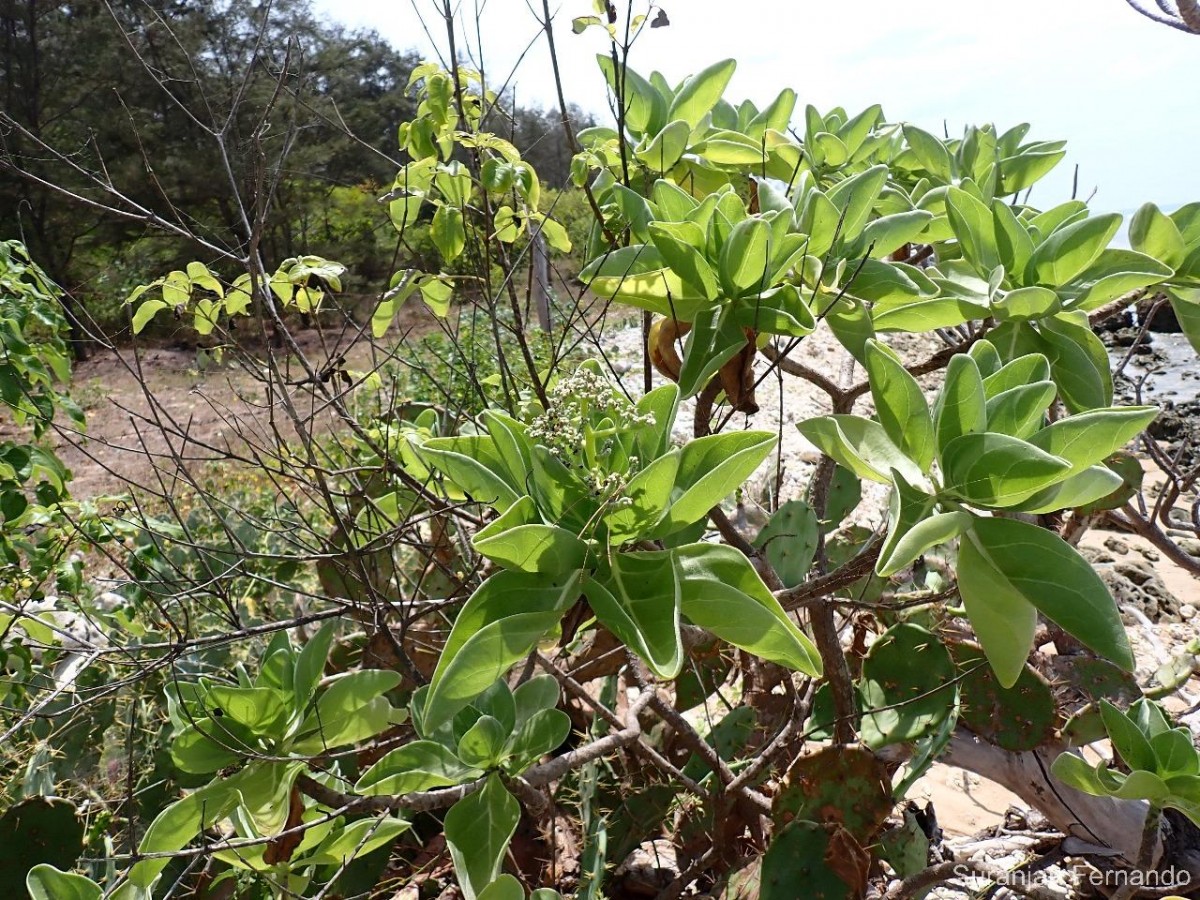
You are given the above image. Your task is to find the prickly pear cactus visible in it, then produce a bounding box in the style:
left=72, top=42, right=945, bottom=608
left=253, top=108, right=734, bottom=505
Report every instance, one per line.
left=754, top=500, right=818, bottom=588
left=760, top=820, right=863, bottom=900
left=860, top=624, right=957, bottom=749
left=953, top=643, right=1057, bottom=751
left=773, top=745, right=892, bottom=841
left=1051, top=656, right=1142, bottom=746
left=0, top=797, right=84, bottom=891
left=821, top=464, right=862, bottom=531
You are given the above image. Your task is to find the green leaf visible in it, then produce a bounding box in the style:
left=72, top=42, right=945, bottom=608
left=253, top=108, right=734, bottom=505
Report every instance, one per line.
left=1013, top=464, right=1124, bottom=515
left=293, top=623, right=335, bottom=710
left=203, top=685, right=288, bottom=736
left=1028, top=406, right=1158, bottom=477
left=424, top=570, right=582, bottom=732
left=507, top=708, right=572, bottom=773
left=940, top=429, right=1075, bottom=508
left=1099, top=700, right=1157, bottom=772
left=1130, top=203, right=1187, bottom=269
left=1170, top=288, right=1200, bottom=355
left=421, top=435, right=522, bottom=512
left=877, top=510, right=970, bottom=578
left=634, top=120, right=691, bottom=172
left=902, top=124, right=953, bottom=181
left=957, top=523, right=1039, bottom=689
left=432, top=205, right=467, bottom=263
left=719, top=218, right=771, bottom=298
left=585, top=551, right=683, bottom=678
left=933, top=354, right=986, bottom=454
left=596, top=56, right=665, bottom=137
left=605, top=451, right=680, bottom=543
left=994, top=286, right=1060, bottom=322
left=131, top=298, right=168, bottom=334
left=992, top=201, right=1036, bottom=278
left=356, top=740, right=482, bottom=795
left=1063, top=249, right=1173, bottom=312
left=477, top=875, right=526, bottom=900
left=1151, top=729, right=1200, bottom=778
left=474, top=498, right=589, bottom=574
left=131, top=781, right=238, bottom=886
left=797, top=415, right=924, bottom=485
left=445, top=774, right=521, bottom=900
left=1000, top=149, right=1066, bottom=194
left=655, top=430, right=775, bottom=535
left=875, top=470, right=945, bottom=577
left=983, top=353, right=1051, bottom=398
left=458, top=715, right=510, bottom=769
left=26, top=867, right=101, bottom=900
left=826, top=165, right=889, bottom=241
left=1038, top=313, right=1113, bottom=413
left=984, top=381, right=1056, bottom=439
left=648, top=223, right=719, bottom=300
left=858, top=210, right=934, bottom=258
left=305, top=815, right=410, bottom=867
left=967, top=517, right=1133, bottom=673
left=1029, top=214, right=1121, bottom=287
left=668, top=59, right=736, bottom=129
left=947, top=187, right=1000, bottom=274
left=864, top=339, right=934, bottom=471
left=675, top=543, right=821, bottom=675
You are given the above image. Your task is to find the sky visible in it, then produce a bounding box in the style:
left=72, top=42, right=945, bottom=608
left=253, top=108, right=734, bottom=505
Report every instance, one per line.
left=311, top=0, right=1200, bottom=218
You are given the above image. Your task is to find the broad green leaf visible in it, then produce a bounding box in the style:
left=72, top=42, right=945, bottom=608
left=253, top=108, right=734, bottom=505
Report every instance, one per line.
left=933, top=354, right=986, bottom=454
left=477, top=875, right=526, bottom=900
left=457, top=715, right=510, bottom=769
left=474, top=500, right=589, bottom=574
left=130, top=781, right=238, bottom=886
left=655, top=430, right=776, bottom=534
left=992, top=200, right=1036, bottom=278
left=27, top=867, right=101, bottom=900
left=131, top=298, right=168, bottom=333
left=1062, top=249, right=1171, bottom=312
left=606, top=451, right=680, bottom=542
left=421, top=435, right=522, bottom=512
left=1028, top=406, right=1158, bottom=477
left=356, top=740, right=482, bottom=795
left=648, top=223, right=719, bottom=300
left=946, top=187, right=1000, bottom=274
left=902, top=124, right=953, bottom=181
left=424, top=569, right=582, bottom=732
left=445, top=774, right=520, bottom=900
left=994, top=286, right=1059, bottom=322
left=823, top=295, right=876, bottom=363
left=1038, top=313, right=1113, bottom=412
left=1151, top=729, right=1200, bottom=778
left=513, top=676, right=560, bottom=728
left=675, top=543, right=821, bottom=675
left=1000, top=149, right=1066, bottom=194
left=1012, top=464, right=1124, bottom=515
left=668, top=59, right=736, bottom=129
left=798, top=415, right=924, bottom=485
left=203, top=685, right=287, bottom=736
left=676, top=307, right=747, bottom=399
left=957, top=524, right=1038, bottom=688
left=1130, top=203, right=1187, bottom=269
left=292, top=624, right=334, bottom=713
left=876, top=470, right=937, bottom=575
left=968, top=517, right=1133, bottom=673
left=585, top=550, right=683, bottom=678
left=1028, top=214, right=1121, bottom=287
left=234, top=760, right=305, bottom=837
left=432, top=205, right=467, bottom=263
left=871, top=295, right=989, bottom=332
left=634, top=119, right=691, bottom=172
left=827, top=165, right=889, bottom=241
left=877, top=510, right=970, bottom=577
left=1169, top=288, right=1200, bottom=355
left=719, top=218, right=771, bottom=298
left=865, top=339, right=934, bottom=471
left=984, top=381, right=1056, bottom=439
left=305, top=815, right=411, bottom=867
left=858, top=210, right=934, bottom=258
left=507, top=708, right=572, bottom=772
left=596, top=56, right=665, bottom=137
left=941, top=432, right=1070, bottom=507
left=982, top=353, right=1051, bottom=398
left=1050, top=752, right=1108, bottom=796
left=1099, top=700, right=1157, bottom=772
left=797, top=190, right=841, bottom=256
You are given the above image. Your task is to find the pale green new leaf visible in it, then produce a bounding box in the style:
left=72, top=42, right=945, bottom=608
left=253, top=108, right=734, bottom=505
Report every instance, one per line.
left=445, top=774, right=520, bottom=900
left=585, top=550, right=683, bottom=678
left=798, top=415, right=924, bottom=485
left=865, top=339, right=934, bottom=472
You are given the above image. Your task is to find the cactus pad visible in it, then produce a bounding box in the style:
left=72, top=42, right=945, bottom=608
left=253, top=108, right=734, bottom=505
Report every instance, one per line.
left=0, top=797, right=84, bottom=891
left=953, top=643, right=1056, bottom=751
left=773, top=745, right=892, bottom=842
